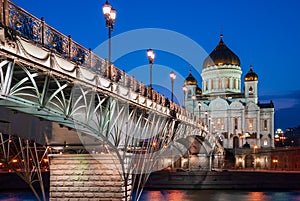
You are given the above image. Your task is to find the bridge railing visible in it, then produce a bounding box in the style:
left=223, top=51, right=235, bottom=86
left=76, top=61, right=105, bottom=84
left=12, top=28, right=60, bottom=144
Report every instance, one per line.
left=0, top=0, right=200, bottom=124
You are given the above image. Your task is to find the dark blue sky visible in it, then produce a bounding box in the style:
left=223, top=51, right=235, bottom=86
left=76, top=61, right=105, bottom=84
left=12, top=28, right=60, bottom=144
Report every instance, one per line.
left=12, top=0, right=300, bottom=130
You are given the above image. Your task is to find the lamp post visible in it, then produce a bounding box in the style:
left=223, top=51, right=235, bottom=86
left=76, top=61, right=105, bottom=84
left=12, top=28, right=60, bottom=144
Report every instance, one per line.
left=208, top=116, right=211, bottom=131
left=147, top=49, right=155, bottom=88
left=182, top=86, right=187, bottom=107
left=102, top=0, right=117, bottom=80
left=192, top=95, right=196, bottom=115
left=170, top=71, right=176, bottom=102
left=205, top=111, right=208, bottom=126
left=211, top=121, right=214, bottom=133
left=197, top=102, right=201, bottom=119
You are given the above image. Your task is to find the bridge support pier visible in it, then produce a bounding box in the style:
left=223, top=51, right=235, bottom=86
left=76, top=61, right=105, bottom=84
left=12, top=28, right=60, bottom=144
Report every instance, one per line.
left=49, top=154, right=131, bottom=201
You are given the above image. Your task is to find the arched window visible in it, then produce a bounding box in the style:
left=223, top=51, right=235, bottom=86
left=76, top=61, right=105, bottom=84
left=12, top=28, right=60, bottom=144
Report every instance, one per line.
left=264, top=120, right=268, bottom=131
left=249, top=86, right=253, bottom=94
left=264, top=138, right=268, bottom=146
left=234, top=118, right=238, bottom=129
left=233, top=78, right=236, bottom=89
left=226, top=78, right=230, bottom=89
left=217, top=118, right=221, bottom=130
left=187, top=90, right=192, bottom=98
left=249, top=119, right=253, bottom=130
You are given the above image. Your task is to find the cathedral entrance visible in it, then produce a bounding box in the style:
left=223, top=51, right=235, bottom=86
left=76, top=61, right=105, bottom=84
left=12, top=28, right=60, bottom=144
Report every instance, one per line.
left=245, top=155, right=254, bottom=168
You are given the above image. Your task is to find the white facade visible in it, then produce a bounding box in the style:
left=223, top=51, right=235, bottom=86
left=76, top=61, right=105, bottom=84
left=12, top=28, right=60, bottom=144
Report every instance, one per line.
left=184, top=36, right=275, bottom=149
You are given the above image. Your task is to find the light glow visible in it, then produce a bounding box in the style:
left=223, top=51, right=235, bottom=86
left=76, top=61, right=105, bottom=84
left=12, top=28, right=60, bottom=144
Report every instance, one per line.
left=102, top=3, right=112, bottom=16
left=147, top=48, right=155, bottom=63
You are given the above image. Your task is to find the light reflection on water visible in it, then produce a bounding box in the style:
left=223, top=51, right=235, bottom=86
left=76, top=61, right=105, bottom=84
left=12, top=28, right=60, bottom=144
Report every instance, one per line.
left=1, top=190, right=300, bottom=201
left=138, top=190, right=300, bottom=201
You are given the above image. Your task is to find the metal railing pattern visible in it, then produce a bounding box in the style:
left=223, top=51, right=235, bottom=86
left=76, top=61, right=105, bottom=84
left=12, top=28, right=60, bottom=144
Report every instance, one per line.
left=0, top=0, right=199, bottom=122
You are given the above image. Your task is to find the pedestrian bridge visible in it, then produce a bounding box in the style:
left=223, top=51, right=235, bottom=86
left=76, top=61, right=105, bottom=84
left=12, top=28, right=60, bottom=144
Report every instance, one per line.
left=0, top=1, right=224, bottom=201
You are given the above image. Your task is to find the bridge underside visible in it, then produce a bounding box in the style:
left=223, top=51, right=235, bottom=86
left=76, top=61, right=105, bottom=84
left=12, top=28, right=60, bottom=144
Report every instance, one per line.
left=0, top=106, right=85, bottom=147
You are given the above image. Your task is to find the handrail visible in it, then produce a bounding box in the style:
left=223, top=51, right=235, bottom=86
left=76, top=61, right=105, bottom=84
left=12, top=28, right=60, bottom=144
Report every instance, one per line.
left=2, top=0, right=199, bottom=123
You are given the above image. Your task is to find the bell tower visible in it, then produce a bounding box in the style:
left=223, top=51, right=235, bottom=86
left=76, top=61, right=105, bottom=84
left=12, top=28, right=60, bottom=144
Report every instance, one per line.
left=244, top=65, right=258, bottom=103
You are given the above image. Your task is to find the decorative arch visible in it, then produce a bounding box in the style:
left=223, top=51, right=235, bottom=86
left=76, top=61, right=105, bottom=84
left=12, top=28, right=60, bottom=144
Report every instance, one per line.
left=248, top=101, right=260, bottom=110
left=263, top=138, right=268, bottom=146
left=209, top=97, right=229, bottom=111
left=229, top=101, right=244, bottom=110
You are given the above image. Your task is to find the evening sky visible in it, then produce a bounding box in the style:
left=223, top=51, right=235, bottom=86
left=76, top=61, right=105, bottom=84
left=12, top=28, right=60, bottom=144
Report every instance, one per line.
left=11, top=0, right=300, bottom=130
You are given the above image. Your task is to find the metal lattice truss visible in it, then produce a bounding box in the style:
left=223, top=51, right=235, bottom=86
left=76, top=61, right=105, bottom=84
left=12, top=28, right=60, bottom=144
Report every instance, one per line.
left=0, top=132, right=48, bottom=201
left=0, top=55, right=223, bottom=200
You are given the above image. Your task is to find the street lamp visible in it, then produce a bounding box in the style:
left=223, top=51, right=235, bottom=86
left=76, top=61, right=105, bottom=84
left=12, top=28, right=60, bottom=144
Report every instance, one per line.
left=102, top=0, right=117, bottom=80
left=170, top=71, right=176, bottom=102
left=192, top=95, right=196, bottom=115
left=253, top=144, right=258, bottom=153
left=211, top=121, right=214, bottom=133
left=197, top=102, right=201, bottom=119
left=147, top=49, right=155, bottom=88
left=182, top=86, right=187, bottom=107
left=205, top=111, right=208, bottom=126
left=208, top=116, right=211, bottom=131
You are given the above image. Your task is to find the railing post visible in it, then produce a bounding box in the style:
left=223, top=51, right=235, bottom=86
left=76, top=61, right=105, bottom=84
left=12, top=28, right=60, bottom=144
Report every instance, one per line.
left=0, top=0, right=4, bottom=26
left=40, top=17, right=45, bottom=45
left=1, top=0, right=9, bottom=27
left=88, top=48, right=92, bottom=68
left=122, top=70, right=125, bottom=87
left=68, top=35, right=72, bottom=59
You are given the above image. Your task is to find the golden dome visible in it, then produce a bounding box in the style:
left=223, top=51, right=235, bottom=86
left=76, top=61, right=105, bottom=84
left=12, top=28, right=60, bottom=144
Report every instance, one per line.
left=196, top=85, right=202, bottom=95
left=244, top=65, right=258, bottom=81
left=203, top=34, right=240, bottom=68
left=184, top=72, right=197, bottom=85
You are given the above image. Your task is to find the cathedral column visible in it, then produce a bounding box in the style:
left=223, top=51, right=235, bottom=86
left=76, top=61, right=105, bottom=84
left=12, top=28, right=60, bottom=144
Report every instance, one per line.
left=228, top=116, right=232, bottom=148
left=271, top=110, right=275, bottom=148
left=222, top=78, right=225, bottom=90
left=241, top=110, right=245, bottom=148
left=257, top=110, right=260, bottom=147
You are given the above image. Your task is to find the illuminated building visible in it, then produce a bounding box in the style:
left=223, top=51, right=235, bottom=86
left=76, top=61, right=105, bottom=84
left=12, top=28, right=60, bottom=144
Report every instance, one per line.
left=184, top=35, right=275, bottom=150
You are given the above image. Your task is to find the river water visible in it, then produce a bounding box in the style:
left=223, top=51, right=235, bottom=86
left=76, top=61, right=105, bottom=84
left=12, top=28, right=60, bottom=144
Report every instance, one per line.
left=1, top=190, right=300, bottom=201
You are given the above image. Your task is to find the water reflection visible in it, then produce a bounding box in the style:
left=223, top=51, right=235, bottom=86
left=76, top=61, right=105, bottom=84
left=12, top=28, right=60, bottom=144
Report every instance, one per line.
left=248, top=192, right=268, bottom=201
left=2, top=190, right=300, bottom=201
left=143, top=190, right=187, bottom=201
left=139, top=190, right=300, bottom=201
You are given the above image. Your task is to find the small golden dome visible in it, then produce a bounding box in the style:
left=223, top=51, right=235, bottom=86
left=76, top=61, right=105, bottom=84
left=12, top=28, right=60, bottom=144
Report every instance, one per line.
left=196, top=85, right=202, bottom=95
left=203, top=34, right=240, bottom=68
left=244, top=65, right=258, bottom=81
left=184, top=72, right=197, bottom=85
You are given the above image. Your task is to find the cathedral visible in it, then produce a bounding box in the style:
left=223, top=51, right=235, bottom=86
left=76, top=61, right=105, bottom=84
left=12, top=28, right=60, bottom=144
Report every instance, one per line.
left=183, top=35, right=275, bottom=150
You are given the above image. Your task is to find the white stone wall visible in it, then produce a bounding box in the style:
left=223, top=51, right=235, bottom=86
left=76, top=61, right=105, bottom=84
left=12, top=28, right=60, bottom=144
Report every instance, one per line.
left=49, top=154, right=131, bottom=201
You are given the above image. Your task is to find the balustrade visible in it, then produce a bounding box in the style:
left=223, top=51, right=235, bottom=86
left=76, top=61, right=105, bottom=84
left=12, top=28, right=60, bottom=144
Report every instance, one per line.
left=0, top=0, right=200, bottom=124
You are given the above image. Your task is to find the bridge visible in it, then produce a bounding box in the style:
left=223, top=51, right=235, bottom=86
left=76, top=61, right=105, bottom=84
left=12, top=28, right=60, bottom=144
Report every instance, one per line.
left=0, top=1, right=224, bottom=201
